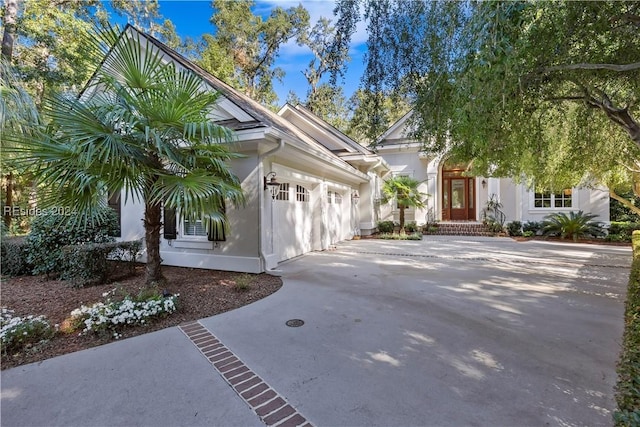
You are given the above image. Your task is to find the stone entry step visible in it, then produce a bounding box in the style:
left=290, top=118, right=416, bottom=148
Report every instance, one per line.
left=424, top=222, right=494, bottom=236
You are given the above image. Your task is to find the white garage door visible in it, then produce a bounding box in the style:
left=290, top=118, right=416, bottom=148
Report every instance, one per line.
left=327, top=190, right=344, bottom=244
left=274, top=183, right=313, bottom=262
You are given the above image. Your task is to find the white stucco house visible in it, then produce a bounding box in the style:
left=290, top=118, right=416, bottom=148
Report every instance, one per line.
left=110, top=26, right=390, bottom=274
left=375, top=111, right=610, bottom=227
left=107, top=26, right=610, bottom=274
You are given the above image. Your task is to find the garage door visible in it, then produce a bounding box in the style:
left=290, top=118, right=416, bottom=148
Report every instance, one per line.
left=274, top=183, right=313, bottom=262
left=327, top=190, right=344, bottom=244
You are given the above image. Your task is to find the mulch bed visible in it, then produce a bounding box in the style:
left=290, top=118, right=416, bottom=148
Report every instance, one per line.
left=511, top=236, right=631, bottom=246
left=0, top=265, right=282, bottom=370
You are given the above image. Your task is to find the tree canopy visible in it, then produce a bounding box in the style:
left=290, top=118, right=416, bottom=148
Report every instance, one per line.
left=200, top=0, right=309, bottom=107
left=333, top=0, right=640, bottom=208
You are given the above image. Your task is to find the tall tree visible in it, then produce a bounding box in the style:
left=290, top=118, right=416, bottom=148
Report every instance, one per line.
left=203, top=0, right=309, bottom=106
left=334, top=1, right=640, bottom=210
left=346, top=89, right=410, bottom=146
left=380, top=175, right=427, bottom=232
left=9, top=27, right=245, bottom=285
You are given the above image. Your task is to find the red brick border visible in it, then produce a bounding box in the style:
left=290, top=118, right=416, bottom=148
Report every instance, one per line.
left=179, top=321, right=313, bottom=427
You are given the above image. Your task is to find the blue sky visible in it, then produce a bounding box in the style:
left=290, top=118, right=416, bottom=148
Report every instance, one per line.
left=148, top=0, right=367, bottom=104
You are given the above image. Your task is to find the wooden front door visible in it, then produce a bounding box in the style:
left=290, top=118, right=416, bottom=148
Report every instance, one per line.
left=442, top=176, right=476, bottom=221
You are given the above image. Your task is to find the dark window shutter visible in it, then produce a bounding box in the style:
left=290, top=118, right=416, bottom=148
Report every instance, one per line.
left=208, top=200, right=226, bottom=242
left=163, top=205, right=177, bottom=240
left=108, top=191, right=122, bottom=237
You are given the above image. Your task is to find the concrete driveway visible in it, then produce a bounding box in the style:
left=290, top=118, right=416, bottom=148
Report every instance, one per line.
left=1, top=237, right=631, bottom=427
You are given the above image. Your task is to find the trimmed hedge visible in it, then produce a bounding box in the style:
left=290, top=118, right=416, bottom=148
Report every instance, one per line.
left=377, top=221, right=395, bottom=233
left=615, top=230, right=640, bottom=425
left=0, top=237, right=32, bottom=276
left=61, top=240, right=141, bottom=287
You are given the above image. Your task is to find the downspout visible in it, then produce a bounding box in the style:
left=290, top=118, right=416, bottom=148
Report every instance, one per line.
left=258, top=139, right=285, bottom=273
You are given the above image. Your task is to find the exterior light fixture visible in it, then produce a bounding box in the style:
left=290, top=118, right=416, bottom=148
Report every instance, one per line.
left=264, top=172, right=281, bottom=200
left=481, top=179, right=487, bottom=189
left=352, top=191, right=360, bottom=205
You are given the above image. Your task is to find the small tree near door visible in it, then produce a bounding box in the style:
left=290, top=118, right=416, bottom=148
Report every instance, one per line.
left=381, top=176, right=427, bottom=232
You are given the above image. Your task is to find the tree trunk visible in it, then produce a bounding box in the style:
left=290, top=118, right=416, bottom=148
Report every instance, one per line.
left=4, top=172, right=13, bottom=228
left=1, top=0, right=18, bottom=60
left=144, top=200, right=165, bottom=286
left=2, top=0, right=18, bottom=229
left=610, top=189, right=640, bottom=216
left=399, top=205, right=405, bottom=232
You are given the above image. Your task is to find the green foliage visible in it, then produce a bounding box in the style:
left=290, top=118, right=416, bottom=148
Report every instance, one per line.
left=233, top=273, right=254, bottom=292
left=1, top=309, right=55, bottom=356
left=0, top=236, right=31, bottom=276
left=506, top=221, right=523, bottom=237
left=202, top=0, right=310, bottom=106
left=381, top=176, right=427, bottom=230
left=609, top=223, right=640, bottom=243
left=523, top=221, right=542, bottom=234
left=541, top=211, right=604, bottom=242
left=60, top=240, right=141, bottom=287
left=615, top=238, right=640, bottom=424
left=404, top=221, right=419, bottom=233
left=333, top=1, right=640, bottom=205
left=26, top=209, right=119, bottom=277
left=377, top=232, right=422, bottom=241
left=612, top=192, right=640, bottom=222
left=377, top=220, right=395, bottom=233
left=522, top=231, right=534, bottom=238
left=10, top=26, right=245, bottom=285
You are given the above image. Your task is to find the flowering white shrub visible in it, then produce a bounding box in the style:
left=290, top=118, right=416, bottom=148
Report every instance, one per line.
left=1, top=308, right=55, bottom=354
left=70, top=294, right=179, bottom=339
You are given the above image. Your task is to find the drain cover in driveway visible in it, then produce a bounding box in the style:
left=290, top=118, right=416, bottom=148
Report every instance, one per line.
left=286, top=319, right=304, bottom=327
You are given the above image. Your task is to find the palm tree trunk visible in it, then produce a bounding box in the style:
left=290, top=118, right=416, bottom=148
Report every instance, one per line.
left=144, top=200, right=165, bottom=286
left=399, top=206, right=405, bottom=232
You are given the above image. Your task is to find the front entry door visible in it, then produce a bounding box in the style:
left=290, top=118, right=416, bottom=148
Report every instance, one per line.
left=442, top=177, right=475, bottom=220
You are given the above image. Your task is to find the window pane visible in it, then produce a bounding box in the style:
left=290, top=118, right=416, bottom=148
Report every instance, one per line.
left=451, top=179, right=465, bottom=209
left=276, top=183, right=289, bottom=201
left=183, top=219, right=206, bottom=236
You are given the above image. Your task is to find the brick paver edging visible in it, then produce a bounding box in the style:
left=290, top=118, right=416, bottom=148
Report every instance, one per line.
left=179, top=321, right=313, bottom=427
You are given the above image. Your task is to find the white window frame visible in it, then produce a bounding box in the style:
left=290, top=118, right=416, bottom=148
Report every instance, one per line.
left=529, top=188, right=576, bottom=210
left=180, top=216, right=208, bottom=241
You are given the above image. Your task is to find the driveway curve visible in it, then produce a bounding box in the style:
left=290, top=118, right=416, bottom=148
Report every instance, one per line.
left=201, top=237, right=630, bottom=426
left=1, top=237, right=630, bottom=427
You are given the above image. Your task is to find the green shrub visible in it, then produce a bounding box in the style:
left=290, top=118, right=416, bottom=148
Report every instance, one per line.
left=522, top=230, right=534, bottom=238
left=378, top=232, right=422, bottom=240
left=507, top=221, right=523, bottom=236
left=403, top=222, right=419, bottom=232
left=377, top=220, right=395, bottom=233
left=61, top=240, right=141, bottom=287
left=615, top=234, right=640, bottom=424
left=541, top=211, right=604, bottom=242
left=26, top=208, right=119, bottom=277
left=1, top=308, right=55, bottom=356
left=609, top=222, right=640, bottom=243
left=1, top=237, right=32, bottom=276
left=523, top=221, right=542, bottom=234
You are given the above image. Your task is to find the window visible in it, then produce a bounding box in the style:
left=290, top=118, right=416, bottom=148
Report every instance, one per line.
left=296, top=185, right=309, bottom=202
left=276, top=183, right=289, bottom=201
left=182, top=218, right=207, bottom=237
left=534, top=189, right=572, bottom=208
left=334, top=192, right=342, bottom=204
left=327, top=190, right=333, bottom=204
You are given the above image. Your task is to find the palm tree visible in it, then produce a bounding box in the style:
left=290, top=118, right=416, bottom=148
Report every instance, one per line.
left=381, top=175, right=427, bottom=232
left=10, top=26, right=245, bottom=285
left=541, top=211, right=604, bottom=242
left=1, top=57, right=40, bottom=228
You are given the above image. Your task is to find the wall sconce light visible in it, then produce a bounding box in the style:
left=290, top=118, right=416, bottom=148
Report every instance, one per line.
left=481, top=179, right=487, bottom=189
left=264, top=172, right=281, bottom=200
left=352, top=191, right=360, bottom=205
